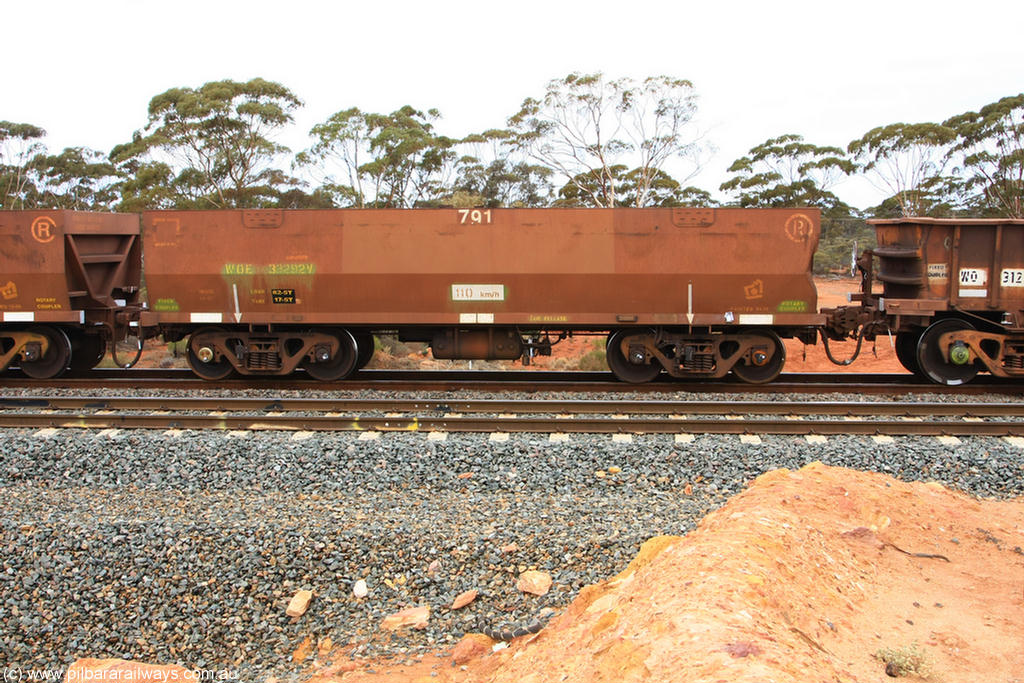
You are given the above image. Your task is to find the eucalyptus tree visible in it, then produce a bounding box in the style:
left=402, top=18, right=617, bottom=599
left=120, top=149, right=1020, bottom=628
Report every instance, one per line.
left=944, top=93, right=1024, bottom=218
left=299, top=107, right=370, bottom=207
left=720, top=134, right=854, bottom=208
left=300, top=105, right=457, bottom=208
left=507, top=72, right=707, bottom=207
left=449, top=128, right=554, bottom=208
left=0, top=121, right=46, bottom=209
left=554, top=165, right=709, bottom=207
left=111, top=78, right=303, bottom=209
left=554, top=165, right=630, bottom=206
left=450, top=156, right=554, bottom=208
left=847, top=122, right=956, bottom=216
left=33, top=146, right=118, bottom=210
left=618, top=169, right=714, bottom=207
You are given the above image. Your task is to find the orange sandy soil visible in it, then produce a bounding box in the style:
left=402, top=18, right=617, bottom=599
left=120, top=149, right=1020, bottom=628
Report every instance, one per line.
left=784, top=277, right=902, bottom=375
left=70, top=463, right=1024, bottom=682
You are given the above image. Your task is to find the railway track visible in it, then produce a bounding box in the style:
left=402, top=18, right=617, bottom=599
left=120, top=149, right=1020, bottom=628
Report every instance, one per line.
left=4, top=368, right=1024, bottom=394
left=4, top=395, right=1024, bottom=436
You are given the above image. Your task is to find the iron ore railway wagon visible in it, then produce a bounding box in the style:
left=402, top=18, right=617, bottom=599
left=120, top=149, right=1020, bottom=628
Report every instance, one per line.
left=139, top=208, right=822, bottom=383
left=851, top=216, right=1024, bottom=385
left=2, top=207, right=1024, bottom=386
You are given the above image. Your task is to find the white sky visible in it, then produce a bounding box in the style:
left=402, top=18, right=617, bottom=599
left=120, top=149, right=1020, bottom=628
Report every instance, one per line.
left=5, top=0, right=1022, bottom=209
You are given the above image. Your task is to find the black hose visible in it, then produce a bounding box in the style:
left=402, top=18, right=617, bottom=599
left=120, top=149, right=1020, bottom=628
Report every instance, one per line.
left=819, top=326, right=868, bottom=366
left=105, top=319, right=145, bottom=369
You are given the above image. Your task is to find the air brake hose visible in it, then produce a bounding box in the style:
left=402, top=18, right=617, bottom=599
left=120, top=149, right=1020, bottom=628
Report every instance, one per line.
left=105, top=315, right=145, bottom=369
left=819, top=326, right=868, bottom=366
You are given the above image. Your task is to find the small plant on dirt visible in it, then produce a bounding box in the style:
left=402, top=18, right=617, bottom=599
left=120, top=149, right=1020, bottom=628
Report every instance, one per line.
left=576, top=338, right=608, bottom=372
left=874, top=642, right=932, bottom=678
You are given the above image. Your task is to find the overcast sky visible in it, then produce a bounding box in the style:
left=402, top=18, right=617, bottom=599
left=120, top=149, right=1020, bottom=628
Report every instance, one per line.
left=6, top=0, right=1022, bottom=209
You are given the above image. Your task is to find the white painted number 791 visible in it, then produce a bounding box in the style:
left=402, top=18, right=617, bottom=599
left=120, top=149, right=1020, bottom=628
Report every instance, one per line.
left=458, top=209, right=492, bottom=224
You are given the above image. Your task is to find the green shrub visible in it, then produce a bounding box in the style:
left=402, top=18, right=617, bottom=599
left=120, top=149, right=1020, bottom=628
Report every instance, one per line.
left=874, top=642, right=932, bottom=678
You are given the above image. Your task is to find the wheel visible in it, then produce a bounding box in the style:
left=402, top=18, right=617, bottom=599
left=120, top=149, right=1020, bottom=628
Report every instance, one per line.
left=20, top=326, right=72, bottom=379
left=69, top=333, right=107, bottom=373
left=731, top=331, right=786, bottom=384
left=352, top=331, right=375, bottom=370
left=302, top=329, right=358, bottom=381
left=894, top=330, right=923, bottom=376
left=186, top=328, right=235, bottom=381
left=916, top=319, right=978, bottom=386
left=606, top=329, right=662, bottom=383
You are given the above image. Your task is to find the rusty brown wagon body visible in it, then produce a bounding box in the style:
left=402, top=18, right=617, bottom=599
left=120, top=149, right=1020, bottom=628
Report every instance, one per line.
left=833, top=217, right=1024, bottom=385
left=0, top=210, right=142, bottom=377
left=141, top=207, right=823, bottom=383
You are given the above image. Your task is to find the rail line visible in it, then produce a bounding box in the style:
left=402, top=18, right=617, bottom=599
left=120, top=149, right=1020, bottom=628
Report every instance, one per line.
left=4, top=369, right=1024, bottom=394
left=3, top=395, right=1024, bottom=436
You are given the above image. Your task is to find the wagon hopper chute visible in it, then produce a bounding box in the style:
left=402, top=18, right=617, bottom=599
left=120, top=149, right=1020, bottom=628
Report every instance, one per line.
left=0, top=211, right=142, bottom=378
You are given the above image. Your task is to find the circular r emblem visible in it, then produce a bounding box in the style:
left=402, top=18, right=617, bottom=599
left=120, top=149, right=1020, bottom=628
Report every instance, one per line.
left=784, top=213, right=813, bottom=243
left=31, top=216, right=57, bottom=243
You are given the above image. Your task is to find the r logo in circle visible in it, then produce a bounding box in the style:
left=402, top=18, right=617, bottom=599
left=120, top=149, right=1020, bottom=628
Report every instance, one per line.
left=31, top=216, right=57, bottom=243
left=784, top=213, right=813, bottom=243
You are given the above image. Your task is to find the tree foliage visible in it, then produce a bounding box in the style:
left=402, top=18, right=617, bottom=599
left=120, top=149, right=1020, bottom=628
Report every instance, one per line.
left=111, top=78, right=302, bottom=209
left=0, top=121, right=47, bottom=209
left=555, top=165, right=713, bottom=207
left=815, top=215, right=875, bottom=275
left=300, top=106, right=456, bottom=208
left=445, top=128, right=553, bottom=208
left=847, top=122, right=956, bottom=216
left=944, top=94, right=1024, bottom=218
left=5, top=77, right=1022, bottom=222
left=451, top=157, right=554, bottom=208
left=720, top=134, right=854, bottom=209
left=508, top=72, right=706, bottom=207
left=32, top=147, right=118, bottom=210
left=2, top=123, right=117, bottom=210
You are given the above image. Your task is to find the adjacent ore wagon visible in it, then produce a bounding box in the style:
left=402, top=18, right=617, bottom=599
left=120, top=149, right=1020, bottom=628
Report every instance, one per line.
left=141, top=207, right=824, bottom=382
left=0, top=210, right=142, bottom=377
left=845, top=216, right=1024, bottom=385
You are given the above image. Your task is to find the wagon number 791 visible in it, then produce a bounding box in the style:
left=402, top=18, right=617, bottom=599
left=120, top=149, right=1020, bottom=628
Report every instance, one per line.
left=458, top=209, right=492, bottom=225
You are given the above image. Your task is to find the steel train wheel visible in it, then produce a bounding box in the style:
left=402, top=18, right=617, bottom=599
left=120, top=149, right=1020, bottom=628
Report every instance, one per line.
left=69, top=334, right=107, bottom=374
left=186, top=327, right=235, bottom=381
left=302, top=329, right=358, bottom=381
left=20, top=326, right=72, bottom=379
left=352, top=331, right=375, bottom=370
left=731, top=330, right=786, bottom=384
left=916, top=319, right=978, bottom=386
left=606, top=329, right=663, bottom=384
left=894, top=329, right=923, bottom=376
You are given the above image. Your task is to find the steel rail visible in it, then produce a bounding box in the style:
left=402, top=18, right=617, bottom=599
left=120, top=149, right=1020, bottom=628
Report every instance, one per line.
left=2, top=412, right=1023, bottom=435
left=3, top=396, right=1024, bottom=418
left=3, top=369, right=1023, bottom=394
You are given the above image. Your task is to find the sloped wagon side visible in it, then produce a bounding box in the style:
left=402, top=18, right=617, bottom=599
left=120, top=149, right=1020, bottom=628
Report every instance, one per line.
left=0, top=211, right=142, bottom=377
